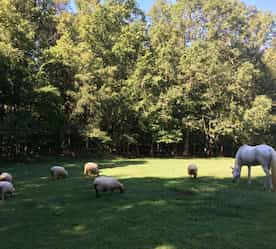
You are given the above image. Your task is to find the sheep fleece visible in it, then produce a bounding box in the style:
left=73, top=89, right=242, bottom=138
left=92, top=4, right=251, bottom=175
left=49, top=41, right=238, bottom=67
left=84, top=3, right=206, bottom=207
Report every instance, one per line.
left=0, top=172, right=12, bottom=182
left=84, top=162, right=99, bottom=175
left=94, top=176, right=123, bottom=191
left=0, top=181, right=15, bottom=200
left=50, top=166, right=68, bottom=177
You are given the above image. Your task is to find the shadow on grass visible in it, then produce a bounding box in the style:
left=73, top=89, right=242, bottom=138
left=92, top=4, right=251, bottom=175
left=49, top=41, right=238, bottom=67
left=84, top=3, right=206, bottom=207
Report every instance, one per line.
left=0, top=159, right=148, bottom=184
left=97, top=159, right=148, bottom=169
left=1, top=172, right=276, bottom=249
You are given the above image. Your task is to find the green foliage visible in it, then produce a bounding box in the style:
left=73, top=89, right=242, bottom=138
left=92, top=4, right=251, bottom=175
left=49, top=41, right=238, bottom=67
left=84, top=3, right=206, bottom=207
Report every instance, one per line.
left=241, top=95, right=272, bottom=143
left=83, top=127, right=112, bottom=143
left=0, top=0, right=276, bottom=157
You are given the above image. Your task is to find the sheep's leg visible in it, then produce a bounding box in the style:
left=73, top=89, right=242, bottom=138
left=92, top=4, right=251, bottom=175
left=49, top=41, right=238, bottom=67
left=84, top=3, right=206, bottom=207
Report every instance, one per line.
left=94, top=185, right=100, bottom=198
left=247, top=166, right=251, bottom=185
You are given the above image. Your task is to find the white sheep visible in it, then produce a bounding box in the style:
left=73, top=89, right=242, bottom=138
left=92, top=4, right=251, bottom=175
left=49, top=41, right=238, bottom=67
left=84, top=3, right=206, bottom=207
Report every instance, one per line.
left=83, top=162, right=99, bottom=176
left=93, top=176, right=124, bottom=197
left=50, top=166, right=68, bottom=179
left=0, top=181, right=15, bottom=200
left=0, top=172, right=13, bottom=182
left=187, top=163, right=198, bottom=178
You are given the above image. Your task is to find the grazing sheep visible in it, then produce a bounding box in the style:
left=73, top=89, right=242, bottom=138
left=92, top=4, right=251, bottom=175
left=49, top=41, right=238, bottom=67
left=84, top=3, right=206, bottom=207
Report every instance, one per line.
left=50, top=166, right=68, bottom=179
left=0, top=181, right=15, bottom=200
left=0, top=172, right=12, bottom=182
left=93, top=176, right=124, bottom=197
left=187, top=164, right=198, bottom=178
left=83, top=162, right=99, bottom=176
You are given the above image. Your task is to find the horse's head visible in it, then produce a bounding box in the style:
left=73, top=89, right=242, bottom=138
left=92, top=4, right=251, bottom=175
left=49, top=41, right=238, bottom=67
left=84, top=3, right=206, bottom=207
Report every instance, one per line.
left=231, top=166, right=241, bottom=182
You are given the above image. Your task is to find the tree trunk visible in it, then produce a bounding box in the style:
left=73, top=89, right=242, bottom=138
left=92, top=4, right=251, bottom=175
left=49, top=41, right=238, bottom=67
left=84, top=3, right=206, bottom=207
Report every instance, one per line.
left=136, top=144, right=140, bottom=157
left=220, top=144, right=224, bottom=156
left=183, top=130, right=190, bottom=156
left=85, top=139, right=89, bottom=150
left=150, top=143, right=155, bottom=157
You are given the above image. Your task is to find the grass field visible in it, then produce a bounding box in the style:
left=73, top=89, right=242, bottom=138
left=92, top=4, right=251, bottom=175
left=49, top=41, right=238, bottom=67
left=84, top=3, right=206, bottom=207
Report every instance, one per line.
left=1, top=157, right=276, bottom=249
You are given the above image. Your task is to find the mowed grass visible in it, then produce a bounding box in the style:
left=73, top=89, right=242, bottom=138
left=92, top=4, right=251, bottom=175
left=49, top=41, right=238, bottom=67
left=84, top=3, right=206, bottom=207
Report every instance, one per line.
left=1, top=157, right=276, bottom=249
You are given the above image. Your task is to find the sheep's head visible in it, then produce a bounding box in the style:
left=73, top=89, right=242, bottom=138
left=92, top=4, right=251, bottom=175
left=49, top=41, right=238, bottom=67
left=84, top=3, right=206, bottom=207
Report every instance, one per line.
left=119, top=183, right=125, bottom=193
left=92, top=168, right=99, bottom=175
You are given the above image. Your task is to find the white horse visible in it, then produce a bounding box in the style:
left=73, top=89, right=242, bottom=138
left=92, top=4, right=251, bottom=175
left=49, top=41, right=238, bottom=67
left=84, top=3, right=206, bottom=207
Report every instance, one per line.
left=231, top=144, right=276, bottom=191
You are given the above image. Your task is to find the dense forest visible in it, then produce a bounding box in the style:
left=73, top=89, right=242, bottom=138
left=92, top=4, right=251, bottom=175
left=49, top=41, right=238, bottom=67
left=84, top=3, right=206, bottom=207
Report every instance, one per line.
left=1, top=0, right=276, bottom=158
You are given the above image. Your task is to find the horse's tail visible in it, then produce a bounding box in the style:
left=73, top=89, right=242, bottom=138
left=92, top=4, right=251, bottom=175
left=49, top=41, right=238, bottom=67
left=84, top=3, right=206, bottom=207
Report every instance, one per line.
left=270, top=150, right=276, bottom=191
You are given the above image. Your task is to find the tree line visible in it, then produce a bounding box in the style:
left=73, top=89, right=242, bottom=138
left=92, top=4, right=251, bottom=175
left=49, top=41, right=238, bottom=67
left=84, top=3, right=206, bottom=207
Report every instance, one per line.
left=1, top=0, right=276, bottom=158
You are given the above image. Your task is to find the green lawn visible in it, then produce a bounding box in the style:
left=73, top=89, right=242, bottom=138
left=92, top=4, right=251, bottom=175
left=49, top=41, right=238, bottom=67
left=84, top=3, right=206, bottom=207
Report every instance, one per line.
left=1, top=157, right=276, bottom=249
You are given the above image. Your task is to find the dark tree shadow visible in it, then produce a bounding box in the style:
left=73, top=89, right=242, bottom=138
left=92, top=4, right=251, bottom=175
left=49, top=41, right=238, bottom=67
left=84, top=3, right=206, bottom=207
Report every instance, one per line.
left=97, top=160, right=148, bottom=169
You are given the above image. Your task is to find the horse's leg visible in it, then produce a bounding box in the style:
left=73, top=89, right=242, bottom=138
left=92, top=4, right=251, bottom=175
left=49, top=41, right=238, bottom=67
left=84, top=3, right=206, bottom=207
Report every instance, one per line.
left=263, top=166, right=272, bottom=191
left=247, top=166, right=252, bottom=185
